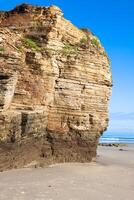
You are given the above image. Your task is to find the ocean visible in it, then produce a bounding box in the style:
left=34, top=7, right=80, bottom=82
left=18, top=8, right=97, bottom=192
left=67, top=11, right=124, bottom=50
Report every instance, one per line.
left=100, top=132, right=134, bottom=144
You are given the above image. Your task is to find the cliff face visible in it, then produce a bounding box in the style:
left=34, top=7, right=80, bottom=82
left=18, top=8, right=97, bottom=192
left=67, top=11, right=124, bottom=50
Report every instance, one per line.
left=0, top=4, right=112, bottom=171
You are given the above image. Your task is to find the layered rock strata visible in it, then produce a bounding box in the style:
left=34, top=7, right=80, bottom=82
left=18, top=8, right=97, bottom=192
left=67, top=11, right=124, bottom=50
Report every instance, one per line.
left=0, top=4, right=112, bottom=171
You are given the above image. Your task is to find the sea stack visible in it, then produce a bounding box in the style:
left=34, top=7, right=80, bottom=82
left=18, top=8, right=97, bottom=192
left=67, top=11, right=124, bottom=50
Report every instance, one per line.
left=0, top=4, right=112, bottom=171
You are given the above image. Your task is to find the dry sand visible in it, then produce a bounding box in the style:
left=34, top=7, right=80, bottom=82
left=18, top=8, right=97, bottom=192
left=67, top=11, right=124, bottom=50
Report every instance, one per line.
left=0, top=144, right=134, bottom=200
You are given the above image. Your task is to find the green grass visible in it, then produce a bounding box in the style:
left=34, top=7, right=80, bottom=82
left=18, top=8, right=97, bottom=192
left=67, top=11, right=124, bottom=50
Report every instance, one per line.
left=62, top=43, right=78, bottom=55
left=79, top=36, right=90, bottom=48
left=91, top=38, right=100, bottom=48
left=80, top=37, right=89, bottom=45
left=23, top=37, right=40, bottom=51
left=0, top=47, right=4, bottom=52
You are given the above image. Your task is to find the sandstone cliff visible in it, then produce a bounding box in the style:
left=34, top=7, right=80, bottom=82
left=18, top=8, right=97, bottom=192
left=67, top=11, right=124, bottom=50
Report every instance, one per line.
left=0, top=4, right=112, bottom=171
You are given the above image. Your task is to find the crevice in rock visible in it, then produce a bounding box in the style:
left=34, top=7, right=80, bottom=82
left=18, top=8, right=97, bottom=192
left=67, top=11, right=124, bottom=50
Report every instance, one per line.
left=21, top=113, right=28, bottom=136
left=46, top=132, right=54, bottom=156
left=0, top=74, right=9, bottom=80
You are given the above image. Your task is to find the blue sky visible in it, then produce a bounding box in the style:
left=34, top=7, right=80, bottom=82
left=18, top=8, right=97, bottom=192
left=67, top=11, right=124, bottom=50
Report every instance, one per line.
left=0, top=0, right=134, bottom=132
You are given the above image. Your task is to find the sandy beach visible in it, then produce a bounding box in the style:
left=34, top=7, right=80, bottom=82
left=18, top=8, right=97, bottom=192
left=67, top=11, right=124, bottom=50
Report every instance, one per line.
left=0, top=144, right=134, bottom=200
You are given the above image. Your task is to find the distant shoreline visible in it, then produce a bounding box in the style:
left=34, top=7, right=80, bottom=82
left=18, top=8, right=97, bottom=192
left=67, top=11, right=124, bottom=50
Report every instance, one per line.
left=99, top=138, right=134, bottom=144
left=100, top=132, right=134, bottom=144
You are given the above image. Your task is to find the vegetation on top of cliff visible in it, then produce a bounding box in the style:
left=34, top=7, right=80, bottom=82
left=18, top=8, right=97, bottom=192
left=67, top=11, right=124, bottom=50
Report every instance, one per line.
left=79, top=28, right=91, bottom=48
left=79, top=36, right=90, bottom=49
left=62, top=36, right=101, bottom=56
left=80, top=28, right=101, bottom=49
left=80, top=30, right=107, bottom=58
left=91, top=38, right=100, bottom=48
left=80, top=36, right=89, bottom=45
left=62, top=35, right=91, bottom=55
left=80, top=35, right=101, bottom=49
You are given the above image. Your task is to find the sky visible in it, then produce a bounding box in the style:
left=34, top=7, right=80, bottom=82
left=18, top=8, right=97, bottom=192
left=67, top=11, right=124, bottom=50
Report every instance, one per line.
left=0, top=0, right=134, bottom=133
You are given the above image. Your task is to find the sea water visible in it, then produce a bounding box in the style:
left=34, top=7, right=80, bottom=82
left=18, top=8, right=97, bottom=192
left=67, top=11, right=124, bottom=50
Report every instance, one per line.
left=100, top=132, right=134, bottom=144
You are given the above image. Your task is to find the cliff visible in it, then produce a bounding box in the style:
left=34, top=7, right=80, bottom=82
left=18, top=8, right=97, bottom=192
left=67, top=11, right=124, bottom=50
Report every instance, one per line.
left=0, top=4, right=112, bottom=171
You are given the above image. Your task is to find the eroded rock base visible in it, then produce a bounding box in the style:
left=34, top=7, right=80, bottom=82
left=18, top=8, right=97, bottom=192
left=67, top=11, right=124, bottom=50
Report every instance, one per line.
left=0, top=133, right=98, bottom=171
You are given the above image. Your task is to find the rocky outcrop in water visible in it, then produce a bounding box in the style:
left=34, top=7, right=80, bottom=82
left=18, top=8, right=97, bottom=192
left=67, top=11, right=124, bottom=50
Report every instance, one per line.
left=0, top=4, right=112, bottom=171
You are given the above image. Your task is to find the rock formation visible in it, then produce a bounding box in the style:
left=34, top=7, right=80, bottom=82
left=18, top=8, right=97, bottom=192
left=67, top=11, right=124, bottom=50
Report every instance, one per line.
left=0, top=4, right=112, bottom=171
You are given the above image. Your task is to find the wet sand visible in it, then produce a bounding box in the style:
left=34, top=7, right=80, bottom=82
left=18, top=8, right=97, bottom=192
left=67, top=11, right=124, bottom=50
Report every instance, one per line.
left=0, top=144, right=134, bottom=200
